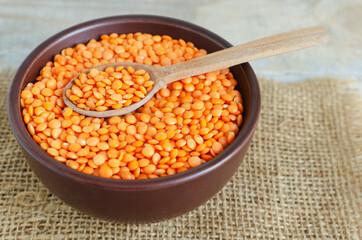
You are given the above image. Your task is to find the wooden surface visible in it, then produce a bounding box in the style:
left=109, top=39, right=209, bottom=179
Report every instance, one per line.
left=0, top=0, right=361, bottom=89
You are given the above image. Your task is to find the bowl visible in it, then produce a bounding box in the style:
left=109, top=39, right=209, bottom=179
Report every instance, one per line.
left=7, top=15, right=261, bottom=223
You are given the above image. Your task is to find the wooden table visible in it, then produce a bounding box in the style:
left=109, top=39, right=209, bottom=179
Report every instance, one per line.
left=1, top=0, right=361, bottom=90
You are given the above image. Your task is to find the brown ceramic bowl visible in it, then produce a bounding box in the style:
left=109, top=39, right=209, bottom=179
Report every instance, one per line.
left=7, top=15, right=260, bottom=223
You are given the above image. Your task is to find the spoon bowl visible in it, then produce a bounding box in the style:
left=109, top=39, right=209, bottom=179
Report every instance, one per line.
left=63, top=62, right=164, bottom=117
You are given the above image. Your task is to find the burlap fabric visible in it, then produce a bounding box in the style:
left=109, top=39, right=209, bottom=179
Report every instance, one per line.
left=0, top=68, right=361, bottom=239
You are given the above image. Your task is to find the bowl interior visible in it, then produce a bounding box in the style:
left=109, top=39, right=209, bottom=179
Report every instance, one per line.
left=8, top=15, right=259, bottom=187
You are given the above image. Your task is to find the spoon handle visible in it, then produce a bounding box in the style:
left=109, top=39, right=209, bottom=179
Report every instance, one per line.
left=161, top=26, right=329, bottom=83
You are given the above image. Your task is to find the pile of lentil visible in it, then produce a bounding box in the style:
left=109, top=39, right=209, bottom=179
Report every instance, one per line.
left=66, top=66, right=154, bottom=111
left=20, top=32, right=243, bottom=179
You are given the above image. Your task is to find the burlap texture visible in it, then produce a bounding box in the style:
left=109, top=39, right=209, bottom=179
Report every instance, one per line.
left=0, top=68, right=361, bottom=239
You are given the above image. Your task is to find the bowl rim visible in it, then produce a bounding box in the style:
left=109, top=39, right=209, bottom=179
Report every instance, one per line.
left=7, top=14, right=260, bottom=190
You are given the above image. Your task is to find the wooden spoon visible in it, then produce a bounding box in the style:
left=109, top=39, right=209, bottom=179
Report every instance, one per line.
left=63, top=26, right=329, bottom=117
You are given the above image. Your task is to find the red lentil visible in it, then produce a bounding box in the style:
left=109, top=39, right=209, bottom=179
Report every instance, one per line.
left=20, top=32, right=243, bottom=179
